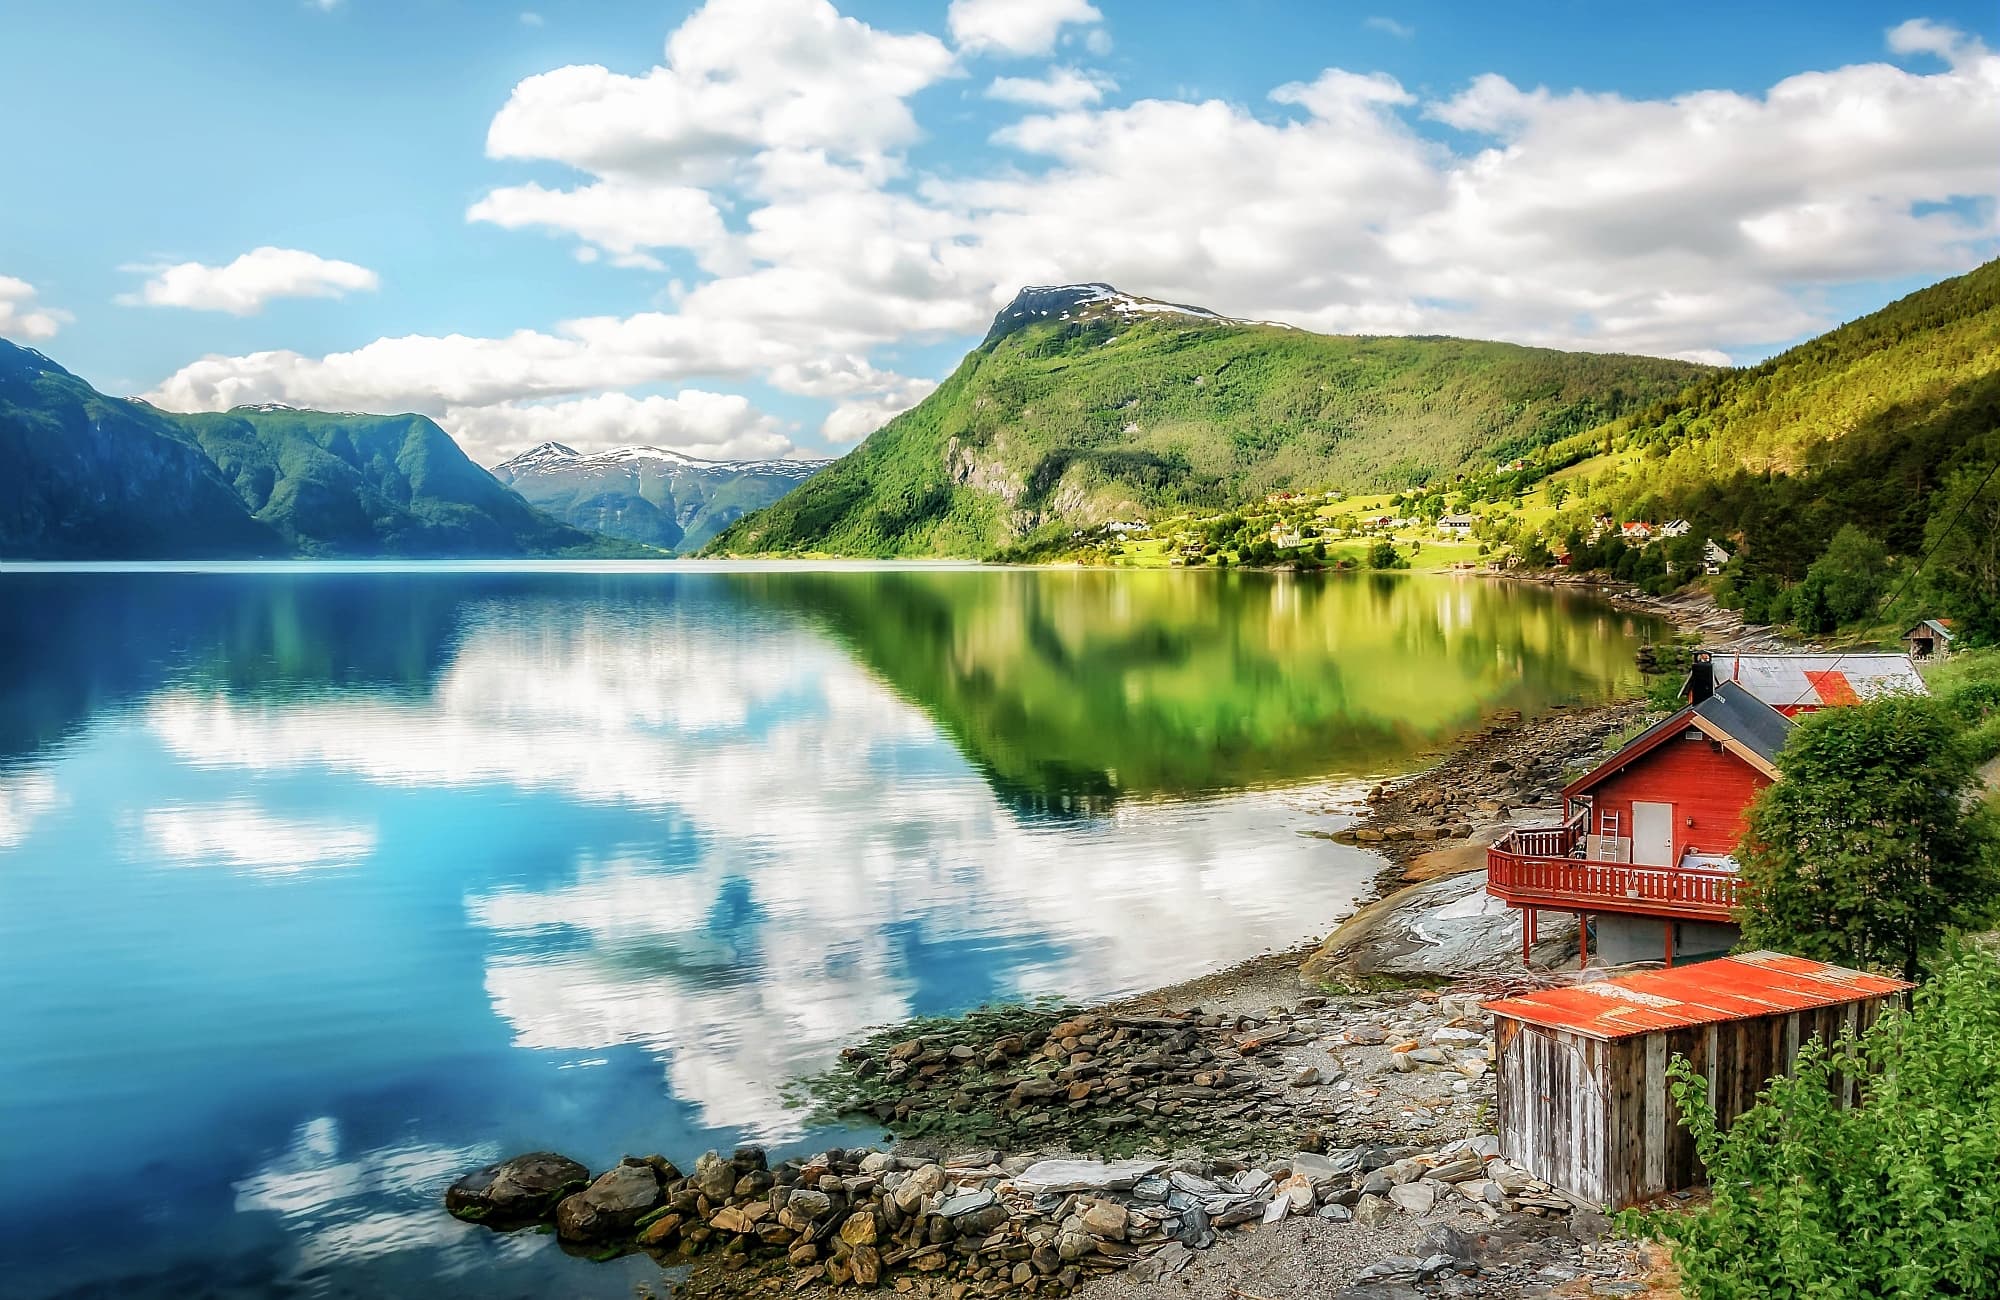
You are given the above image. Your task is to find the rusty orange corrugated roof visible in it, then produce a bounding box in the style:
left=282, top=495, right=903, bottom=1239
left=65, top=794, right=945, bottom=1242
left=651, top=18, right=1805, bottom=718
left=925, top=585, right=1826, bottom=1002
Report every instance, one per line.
left=1804, top=669, right=1861, bottom=707
left=1482, top=951, right=1912, bottom=1040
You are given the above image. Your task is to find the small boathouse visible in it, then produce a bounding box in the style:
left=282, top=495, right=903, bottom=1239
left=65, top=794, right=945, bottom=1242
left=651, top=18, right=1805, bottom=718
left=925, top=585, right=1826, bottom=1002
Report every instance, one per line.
left=1484, top=952, right=1910, bottom=1209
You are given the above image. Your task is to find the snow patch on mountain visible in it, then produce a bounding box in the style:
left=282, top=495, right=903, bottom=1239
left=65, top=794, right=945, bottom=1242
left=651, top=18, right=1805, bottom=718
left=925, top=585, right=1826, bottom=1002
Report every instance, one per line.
left=493, top=441, right=830, bottom=480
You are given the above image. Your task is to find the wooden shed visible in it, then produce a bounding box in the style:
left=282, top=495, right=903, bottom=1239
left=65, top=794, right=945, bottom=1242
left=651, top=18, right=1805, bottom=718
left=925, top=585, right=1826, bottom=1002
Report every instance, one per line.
left=1484, top=952, right=1911, bottom=1209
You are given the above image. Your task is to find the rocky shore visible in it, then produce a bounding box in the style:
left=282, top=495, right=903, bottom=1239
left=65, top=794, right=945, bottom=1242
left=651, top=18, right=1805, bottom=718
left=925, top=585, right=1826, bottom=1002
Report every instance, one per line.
left=448, top=988, right=1669, bottom=1299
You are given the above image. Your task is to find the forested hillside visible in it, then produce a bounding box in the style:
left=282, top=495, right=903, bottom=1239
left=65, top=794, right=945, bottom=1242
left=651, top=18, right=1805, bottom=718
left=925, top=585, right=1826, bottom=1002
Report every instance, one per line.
left=1, top=341, right=284, bottom=558
left=0, top=339, right=642, bottom=559
left=1475, top=257, right=2000, bottom=638
left=707, top=285, right=1707, bottom=557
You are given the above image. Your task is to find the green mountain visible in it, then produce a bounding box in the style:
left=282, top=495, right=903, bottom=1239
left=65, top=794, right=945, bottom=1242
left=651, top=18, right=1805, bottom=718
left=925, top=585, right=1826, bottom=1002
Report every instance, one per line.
left=0, top=339, right=639, bottom=559
left=1491, top=256, right=2000, bottom=635
left=491, top=441, right=829, bottom=553
left=1, top=341, right=282, bottom=558
left=706, top=283, right=1710, bottom=557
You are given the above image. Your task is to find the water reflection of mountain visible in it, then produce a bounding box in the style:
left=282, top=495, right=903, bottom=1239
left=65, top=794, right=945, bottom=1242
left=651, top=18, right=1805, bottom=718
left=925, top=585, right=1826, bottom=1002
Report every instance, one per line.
left=733, top=569, right=1660, bottom=809
left=0, top=571, right=471, bottom=762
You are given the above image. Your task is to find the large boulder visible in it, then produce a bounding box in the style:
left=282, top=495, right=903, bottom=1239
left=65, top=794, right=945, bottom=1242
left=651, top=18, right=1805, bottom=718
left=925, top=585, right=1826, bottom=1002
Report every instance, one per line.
left=555, top=1162, right=664, bottom=1242
left=445, top=1152, right=590, bottom=1225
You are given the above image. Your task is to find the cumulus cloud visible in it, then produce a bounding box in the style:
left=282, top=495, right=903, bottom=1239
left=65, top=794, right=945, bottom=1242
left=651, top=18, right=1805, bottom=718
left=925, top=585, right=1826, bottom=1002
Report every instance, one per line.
left=466, top=180, right=730, bottom=269
left=146, top=7, right=2000, bottom=454
left=821, top=377, right=939, bottom=443
left=0, top=275, right=71, bottom=341
left=121, top=247, right=380, bottom=316
left=1364, top=15, right=1414, bottom=39
left=445, top=390, right=796, bottom=464
left=986, top=66, right=1116, bottom=109
left=949, top=0, right=1102, bottom=57
left=1887, top=17, right=1987, bottom=65
left=481, top=0, right=953, bottom=189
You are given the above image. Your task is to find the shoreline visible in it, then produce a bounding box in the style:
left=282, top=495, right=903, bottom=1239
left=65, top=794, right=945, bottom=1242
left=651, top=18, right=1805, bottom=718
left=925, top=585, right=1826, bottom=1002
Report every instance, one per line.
left=440, top=580, right=1740, bottom=1298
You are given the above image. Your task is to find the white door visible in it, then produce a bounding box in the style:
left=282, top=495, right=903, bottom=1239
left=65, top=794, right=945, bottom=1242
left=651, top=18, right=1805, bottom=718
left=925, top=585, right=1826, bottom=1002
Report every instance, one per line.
left=1631, top=801, right=1675, bottom=866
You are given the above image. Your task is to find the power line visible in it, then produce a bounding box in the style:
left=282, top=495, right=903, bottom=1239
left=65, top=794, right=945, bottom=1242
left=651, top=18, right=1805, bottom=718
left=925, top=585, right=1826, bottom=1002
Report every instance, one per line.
left=1776, top=450, right=2000, bottom=711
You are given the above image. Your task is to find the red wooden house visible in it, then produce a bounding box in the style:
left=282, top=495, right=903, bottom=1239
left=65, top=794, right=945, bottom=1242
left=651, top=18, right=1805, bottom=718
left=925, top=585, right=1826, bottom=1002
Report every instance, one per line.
left=1488, top=654, right=1792, bottom=967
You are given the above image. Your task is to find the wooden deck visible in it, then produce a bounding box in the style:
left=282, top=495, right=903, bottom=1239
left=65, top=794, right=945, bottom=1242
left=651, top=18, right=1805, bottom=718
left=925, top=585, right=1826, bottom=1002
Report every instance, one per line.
left=1486, top=825, right=1744, bottom=922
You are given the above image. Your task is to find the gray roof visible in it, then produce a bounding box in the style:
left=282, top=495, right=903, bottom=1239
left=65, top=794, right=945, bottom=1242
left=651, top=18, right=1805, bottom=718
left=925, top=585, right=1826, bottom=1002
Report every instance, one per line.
left=1694, top=680, right=1793, bottom=767
left=1702, top=652, right=1926, bottom=709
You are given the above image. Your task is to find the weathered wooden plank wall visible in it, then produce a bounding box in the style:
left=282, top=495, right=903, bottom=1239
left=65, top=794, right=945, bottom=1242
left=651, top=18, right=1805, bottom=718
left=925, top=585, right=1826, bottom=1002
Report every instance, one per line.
left=1497, top=993, right=1902, bottom=1208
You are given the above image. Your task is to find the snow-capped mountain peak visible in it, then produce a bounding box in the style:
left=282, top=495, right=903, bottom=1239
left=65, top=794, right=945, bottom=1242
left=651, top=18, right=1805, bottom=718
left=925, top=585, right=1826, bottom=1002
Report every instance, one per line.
left=492, top=441, right=831, bottom=481
left=983, top=283, right=1243, bottom=345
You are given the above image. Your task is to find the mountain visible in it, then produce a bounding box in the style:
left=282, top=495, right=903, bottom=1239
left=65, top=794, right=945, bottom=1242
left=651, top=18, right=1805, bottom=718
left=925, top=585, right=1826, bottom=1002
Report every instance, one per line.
left=492, top=441, right=829, bottom=553
left=1538, top=256, right=2000, bottom=582
left=1, top=342, right=284, bottom=558
left=705, top=284, right=1711, bottom=557
left=0, top=338, right=636, bottom=560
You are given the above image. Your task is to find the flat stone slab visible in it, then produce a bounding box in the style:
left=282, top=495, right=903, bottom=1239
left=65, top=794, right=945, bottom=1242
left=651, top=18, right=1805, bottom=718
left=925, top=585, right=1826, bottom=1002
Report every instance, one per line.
left=1011, top=1158, right=1166, bottom=1194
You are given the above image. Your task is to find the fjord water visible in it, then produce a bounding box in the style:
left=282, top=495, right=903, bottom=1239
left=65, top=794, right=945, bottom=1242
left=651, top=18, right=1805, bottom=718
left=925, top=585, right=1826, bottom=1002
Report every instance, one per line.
left=0, top=564, right=1660, bottom=1297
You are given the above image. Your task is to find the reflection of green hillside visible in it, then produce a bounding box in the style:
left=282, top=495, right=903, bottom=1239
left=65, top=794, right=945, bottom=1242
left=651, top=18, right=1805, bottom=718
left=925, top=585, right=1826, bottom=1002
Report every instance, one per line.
left=737, top=570, right=1660, bottom=806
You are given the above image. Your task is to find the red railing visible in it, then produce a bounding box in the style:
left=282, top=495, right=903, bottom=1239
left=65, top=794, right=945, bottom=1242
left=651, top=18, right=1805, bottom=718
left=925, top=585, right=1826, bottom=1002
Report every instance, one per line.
left=1487, top=826, right=1743, bottom=922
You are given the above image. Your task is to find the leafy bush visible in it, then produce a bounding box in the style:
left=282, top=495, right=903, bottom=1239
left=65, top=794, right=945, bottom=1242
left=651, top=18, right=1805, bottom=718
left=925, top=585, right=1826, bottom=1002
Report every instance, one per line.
left=1650, top=945, right=2000, bottom=1300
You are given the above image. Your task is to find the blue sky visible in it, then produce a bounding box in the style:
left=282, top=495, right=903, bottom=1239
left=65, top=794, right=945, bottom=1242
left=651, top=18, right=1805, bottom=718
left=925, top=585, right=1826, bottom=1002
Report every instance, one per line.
left=2, top=0, right=1996, bottom=464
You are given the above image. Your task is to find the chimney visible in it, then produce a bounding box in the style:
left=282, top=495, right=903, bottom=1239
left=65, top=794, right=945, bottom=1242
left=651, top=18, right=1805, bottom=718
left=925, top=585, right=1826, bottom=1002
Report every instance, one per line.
left=1689, top=650, right=1715, bottom=705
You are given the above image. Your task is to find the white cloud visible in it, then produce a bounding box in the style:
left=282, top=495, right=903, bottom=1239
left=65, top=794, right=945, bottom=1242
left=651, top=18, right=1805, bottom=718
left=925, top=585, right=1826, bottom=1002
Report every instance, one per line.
left=482, top=0, right=953, bottom=188
left=145, top=10, right=2000, bottom=454
left=445, top=389, right=795, bottom=464
left=0, top=275, right=71, bottom=341
left=466, top=180, right=729, bottom=269
left=821, top=377, right=938, bottom=443
left=949, top=0, right=1101, bottom=57
left=986, top=66, right=1115, bottom=109
left=121, top=247, right=380, bottom=316
left=518, top=10, right=543, bottom=26
left=1364, top=15, right=1414, bottom=39
left=1887, top=17, right=1987, bottom=65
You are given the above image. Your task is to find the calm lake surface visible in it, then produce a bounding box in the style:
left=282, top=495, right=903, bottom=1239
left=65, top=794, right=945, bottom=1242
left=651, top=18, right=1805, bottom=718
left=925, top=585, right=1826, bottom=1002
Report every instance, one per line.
left=0, top=564, right=1662, bottom=1298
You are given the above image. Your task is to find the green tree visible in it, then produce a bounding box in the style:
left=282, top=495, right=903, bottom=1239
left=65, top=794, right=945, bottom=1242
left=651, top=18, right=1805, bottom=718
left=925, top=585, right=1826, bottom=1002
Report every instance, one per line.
left=1924, top=462, right=2000, bottom=642
left=1366, top=540, right=1403, bottom=570
left=1736, top=695, right=2000, bottom=979
left=1787, top=524, right=1890, bottom=634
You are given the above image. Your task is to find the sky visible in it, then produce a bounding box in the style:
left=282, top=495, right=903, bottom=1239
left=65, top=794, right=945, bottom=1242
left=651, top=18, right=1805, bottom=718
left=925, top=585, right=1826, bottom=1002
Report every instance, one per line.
left=2, top=0, right=1997, bottom=467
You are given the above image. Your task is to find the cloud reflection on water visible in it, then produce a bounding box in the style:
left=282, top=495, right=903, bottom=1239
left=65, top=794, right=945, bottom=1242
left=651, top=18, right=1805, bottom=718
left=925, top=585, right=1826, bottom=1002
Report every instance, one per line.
left=149, top=605, right=1376, bottom=1137
left=233, top=1116, right=542, bottom=1280
left=138, top=800, right=378, bottom=876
